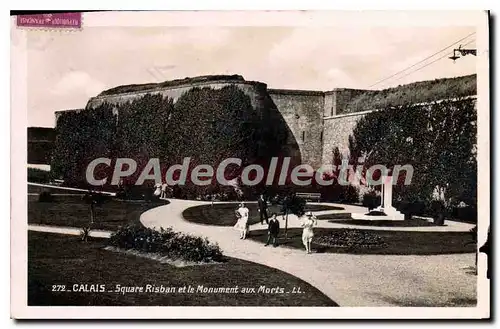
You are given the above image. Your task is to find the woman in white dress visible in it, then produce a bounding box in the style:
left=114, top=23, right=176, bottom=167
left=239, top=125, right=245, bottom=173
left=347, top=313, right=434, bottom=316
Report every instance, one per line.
left=153, top=183, right=162, bottom=197
left=234, top=202, right=250, bottom=239
left=301, top=211, right=317, bottom=254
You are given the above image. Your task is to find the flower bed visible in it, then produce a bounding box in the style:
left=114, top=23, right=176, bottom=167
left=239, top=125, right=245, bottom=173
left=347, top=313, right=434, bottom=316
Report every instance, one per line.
left=315, top=229, right=388, bottom=249
left=108, top=225, right=223, bottom=263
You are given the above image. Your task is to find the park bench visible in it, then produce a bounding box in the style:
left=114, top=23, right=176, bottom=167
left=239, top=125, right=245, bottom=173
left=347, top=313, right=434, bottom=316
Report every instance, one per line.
left=296, top=192, right=321, bottom=202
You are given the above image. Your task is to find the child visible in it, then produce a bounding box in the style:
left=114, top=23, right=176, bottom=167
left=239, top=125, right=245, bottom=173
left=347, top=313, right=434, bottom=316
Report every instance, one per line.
left=265, top=213, right=280, bottom=247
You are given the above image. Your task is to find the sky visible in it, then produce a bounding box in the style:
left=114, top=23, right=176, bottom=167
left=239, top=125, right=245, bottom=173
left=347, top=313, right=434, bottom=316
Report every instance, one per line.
left=22, top=25, right=477, bottom=127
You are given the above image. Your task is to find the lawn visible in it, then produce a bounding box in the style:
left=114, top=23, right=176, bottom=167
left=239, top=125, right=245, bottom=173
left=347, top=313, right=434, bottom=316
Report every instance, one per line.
left=246, top=228, right=476, bottom=255
left=28, top=196, right=168, bottom=231
left=28, top=231, right=337, bottom=306
left=28, top=184, right=88, bottom=195
left=183, top=203, right=344, bottom=226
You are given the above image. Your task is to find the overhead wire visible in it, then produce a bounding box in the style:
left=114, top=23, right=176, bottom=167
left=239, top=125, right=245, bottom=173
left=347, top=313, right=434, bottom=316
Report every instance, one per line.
left=368, top=32, right=476, bottom=88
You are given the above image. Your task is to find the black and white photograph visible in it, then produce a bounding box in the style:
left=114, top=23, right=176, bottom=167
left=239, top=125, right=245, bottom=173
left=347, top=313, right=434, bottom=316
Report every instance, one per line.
left=10, top=10, right=490, bottom=319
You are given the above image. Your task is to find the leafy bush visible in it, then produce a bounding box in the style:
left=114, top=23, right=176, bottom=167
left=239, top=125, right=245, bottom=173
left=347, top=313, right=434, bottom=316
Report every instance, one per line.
left=38, top=191, right=54, bottom=202
left=279, top=194, right=307, bottom=217
left=108, top=225, right=224, bottom=263
left=28, top=168, right=52, bottom=183
left=362, top=192, right=380, bottom=210
left=339, top=185, right=359, bottom=204
left=395, top=201, right=426, bottom=220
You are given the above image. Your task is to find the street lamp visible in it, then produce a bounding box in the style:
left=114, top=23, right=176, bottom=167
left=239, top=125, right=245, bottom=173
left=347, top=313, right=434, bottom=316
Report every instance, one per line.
left=449, top=44, right=477, bottom=62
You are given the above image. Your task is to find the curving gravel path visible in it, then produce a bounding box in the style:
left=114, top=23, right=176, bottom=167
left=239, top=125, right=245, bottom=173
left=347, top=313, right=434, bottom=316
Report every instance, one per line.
left=140, top=199, right=477, bottom=307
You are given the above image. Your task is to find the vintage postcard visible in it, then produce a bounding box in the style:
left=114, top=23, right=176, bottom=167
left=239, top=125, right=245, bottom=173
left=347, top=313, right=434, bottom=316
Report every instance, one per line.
left=11, top=10, right=490, bottom=319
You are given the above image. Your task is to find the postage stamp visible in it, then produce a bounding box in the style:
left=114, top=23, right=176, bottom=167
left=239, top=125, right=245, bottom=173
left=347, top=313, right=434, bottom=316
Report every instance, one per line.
left=10, top=10, right=490, bottom=319
left=16, top=12, right=82, bottom=29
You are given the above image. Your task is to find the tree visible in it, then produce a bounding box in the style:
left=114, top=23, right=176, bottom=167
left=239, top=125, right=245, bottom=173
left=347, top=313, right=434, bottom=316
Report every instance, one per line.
left=165, top=85, right=286, bottom=198
left=51, top=104, right=117, bottom=187
left=279, top=193, right=306, bottom=239
left=347, top=98, right=477, bottom=220
left=114, top=93, right=174, bottom=186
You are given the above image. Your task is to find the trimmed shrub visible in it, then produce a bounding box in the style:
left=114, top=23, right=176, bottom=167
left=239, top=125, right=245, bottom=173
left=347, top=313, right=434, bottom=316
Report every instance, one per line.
left=108, top=225, right=223, bottom=263
left=395, top=201, right=427, bottom=220
left=362, top=192, right=380, bottom=210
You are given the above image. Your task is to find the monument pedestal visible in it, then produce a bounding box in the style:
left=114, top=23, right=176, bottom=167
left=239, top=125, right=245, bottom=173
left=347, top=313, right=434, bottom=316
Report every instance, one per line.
left=351, top=175, right=404, bottom=221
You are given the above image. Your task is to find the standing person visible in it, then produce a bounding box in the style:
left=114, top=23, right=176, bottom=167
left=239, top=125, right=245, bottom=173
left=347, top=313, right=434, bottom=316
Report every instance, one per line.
left=265, top=213, right=280, bottom=247
left=301, top=211, right=317, bottom=254
left=160, top=183, right=168, bottom=200
left=153, top=183, right=162, bottom=198
left=234, top=202, right=250, bottom=239
left=257, top=194, right=269, bottom=225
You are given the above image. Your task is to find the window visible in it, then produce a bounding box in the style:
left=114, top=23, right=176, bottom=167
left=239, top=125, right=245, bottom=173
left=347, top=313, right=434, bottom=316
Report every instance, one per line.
left=330, top=106, right=334, bottom=116
left=302, top=131, right=305, bottom=142
left=320, top=131, right=323, bottom=143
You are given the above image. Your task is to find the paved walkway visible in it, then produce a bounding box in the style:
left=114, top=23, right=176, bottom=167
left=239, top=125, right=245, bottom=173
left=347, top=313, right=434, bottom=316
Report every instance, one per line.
left=28, top=224, right=112, bottom=238
left=140, top=199, right=477, bottom=307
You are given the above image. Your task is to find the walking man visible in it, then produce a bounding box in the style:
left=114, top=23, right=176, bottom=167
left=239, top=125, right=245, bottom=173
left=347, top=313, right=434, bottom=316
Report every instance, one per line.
left=257, top=194, right=269, bottom=225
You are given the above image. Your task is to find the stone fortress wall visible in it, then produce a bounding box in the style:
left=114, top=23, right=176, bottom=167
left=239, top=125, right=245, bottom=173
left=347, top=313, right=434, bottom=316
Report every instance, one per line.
left=53, top=74, right=476, bottom=169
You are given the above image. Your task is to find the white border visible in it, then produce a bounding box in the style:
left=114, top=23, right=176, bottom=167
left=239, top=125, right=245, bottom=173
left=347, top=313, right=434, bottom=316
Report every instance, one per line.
left=10, top=10, right=491, bottom=320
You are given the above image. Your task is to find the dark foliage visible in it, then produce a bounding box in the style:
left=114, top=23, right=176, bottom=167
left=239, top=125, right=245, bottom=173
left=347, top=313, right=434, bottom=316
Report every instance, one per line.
left=38, top=191, right=54, bottom=203
left=115, top=93, right=174, bottom=183
left=28, top=168, right=52, bottom=183
left=51, top=104, right=117, bottom=186
left=315, top=229, right=388, bottom=249
left=55, top=87, right=289, bottom=200
left=362, top=191, right=380, bottom=210
left=82, top=192, right=112, bottom=206
left=108, top=225, right=224, bottom=263
left=279, top=194, right=307, bottom=217
left=348, top=98, right=477, bottom=221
